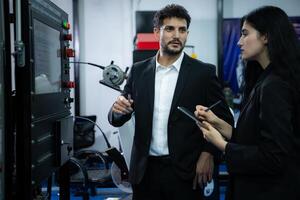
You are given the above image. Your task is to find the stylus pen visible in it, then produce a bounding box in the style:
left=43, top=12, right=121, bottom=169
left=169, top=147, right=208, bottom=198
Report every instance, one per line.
left=204, top=100, right=222, bottom=112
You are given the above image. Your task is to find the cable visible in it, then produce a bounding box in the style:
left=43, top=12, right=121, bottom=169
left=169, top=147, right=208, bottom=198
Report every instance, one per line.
left=75, top=116, right=111, bottom=148
left=69, top=61, right=105, bottom=70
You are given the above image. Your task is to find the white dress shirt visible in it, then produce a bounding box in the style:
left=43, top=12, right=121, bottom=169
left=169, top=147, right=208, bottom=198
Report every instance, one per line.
left=149, top=52, right=184, bottom=156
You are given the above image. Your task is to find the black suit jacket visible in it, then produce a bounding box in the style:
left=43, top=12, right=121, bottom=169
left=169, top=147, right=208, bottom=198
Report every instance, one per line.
left=225, top=66, right=300, bottom=200
left=109, top=53, right=233, bottom=184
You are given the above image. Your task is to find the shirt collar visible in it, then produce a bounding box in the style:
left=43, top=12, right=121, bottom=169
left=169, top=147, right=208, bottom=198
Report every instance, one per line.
left=155, top=51, right=184, bottom=72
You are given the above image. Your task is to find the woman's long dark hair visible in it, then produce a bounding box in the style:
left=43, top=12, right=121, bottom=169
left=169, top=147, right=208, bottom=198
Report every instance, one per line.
left=240, top=6, right=300, bottom=104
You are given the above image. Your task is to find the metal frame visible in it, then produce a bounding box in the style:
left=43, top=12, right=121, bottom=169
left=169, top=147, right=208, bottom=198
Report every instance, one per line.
left=217, top=0, right=224, bottom=81
left=2, top=0, right=14, bottom=199
left=73, top=0, right=80, bottom=116
left=15, top=0, right=32, bottom=198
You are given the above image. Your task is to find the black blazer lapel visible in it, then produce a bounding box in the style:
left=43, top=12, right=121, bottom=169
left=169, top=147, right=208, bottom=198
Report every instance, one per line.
left=144, top=57, right=156, bottom=113
left=238, top=66, right=272, bottom=123
left=169, top=54, right=192, bottom=115
left=238, top=85, right=258, bottom=122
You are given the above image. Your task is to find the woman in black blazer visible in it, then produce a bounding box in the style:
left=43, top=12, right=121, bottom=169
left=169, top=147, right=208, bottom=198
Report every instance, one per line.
left=195, top=6, right=300, bottom=200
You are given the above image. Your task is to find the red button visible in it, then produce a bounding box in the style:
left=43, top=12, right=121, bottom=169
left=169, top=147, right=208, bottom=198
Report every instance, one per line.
left=64, top=34, right=72, bottom=41
left=64, top=81, right=75, bottom=88
left=65, top=48, right=75, bottom=57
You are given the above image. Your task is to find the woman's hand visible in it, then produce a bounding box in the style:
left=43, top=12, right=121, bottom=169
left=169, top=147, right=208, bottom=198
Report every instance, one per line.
left=197, top=121, right=228, bottom=152
left=194, top=105, right=233, bottom=140
left=194, top=105, right=219, bottom=125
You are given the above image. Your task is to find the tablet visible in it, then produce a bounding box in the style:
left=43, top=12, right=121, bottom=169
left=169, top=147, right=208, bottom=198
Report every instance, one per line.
left=177, top=106, right=203, bottom=125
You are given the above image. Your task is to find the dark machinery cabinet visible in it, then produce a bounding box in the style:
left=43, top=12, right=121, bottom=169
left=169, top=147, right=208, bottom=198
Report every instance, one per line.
left=15, top=0, right=74, bottom=199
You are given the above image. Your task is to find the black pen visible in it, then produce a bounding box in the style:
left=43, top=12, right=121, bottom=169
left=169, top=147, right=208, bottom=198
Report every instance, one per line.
left=127, top=94, right=131, bottom=102
left=204, top=100, right=222, bottom=112
left=126, top=94, right=133, bottom=112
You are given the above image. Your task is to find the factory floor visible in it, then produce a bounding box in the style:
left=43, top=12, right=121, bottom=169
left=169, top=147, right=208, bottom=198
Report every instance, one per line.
left=44, top=186, right=226, bottom=200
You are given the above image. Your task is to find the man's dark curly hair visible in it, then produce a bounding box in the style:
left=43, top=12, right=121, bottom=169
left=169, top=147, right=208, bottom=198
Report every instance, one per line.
left=153, top=4, right=191, bottom=29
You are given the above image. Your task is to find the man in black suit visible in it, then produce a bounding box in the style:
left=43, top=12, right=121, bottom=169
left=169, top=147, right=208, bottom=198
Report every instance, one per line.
left=108, top=4, right=233, bottom=200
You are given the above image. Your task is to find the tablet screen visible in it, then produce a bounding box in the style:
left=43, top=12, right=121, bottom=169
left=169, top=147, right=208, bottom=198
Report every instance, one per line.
left=177, top=106, right=203, bottom=125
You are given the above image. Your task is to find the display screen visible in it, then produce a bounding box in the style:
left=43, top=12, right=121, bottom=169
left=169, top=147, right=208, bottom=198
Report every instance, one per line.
left=33, top=19, right=61, bottom=94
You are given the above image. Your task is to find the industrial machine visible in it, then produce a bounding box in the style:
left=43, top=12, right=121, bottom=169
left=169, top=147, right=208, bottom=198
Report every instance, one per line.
left=0, top=0, right=5, bottom=199
left=14, top=0, right=74, bottom=199
left=0, top=0, right=14, bottom=199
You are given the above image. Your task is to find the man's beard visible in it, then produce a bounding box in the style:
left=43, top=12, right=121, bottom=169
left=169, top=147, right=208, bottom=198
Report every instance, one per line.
left=162, top=40, right=185, bottom=55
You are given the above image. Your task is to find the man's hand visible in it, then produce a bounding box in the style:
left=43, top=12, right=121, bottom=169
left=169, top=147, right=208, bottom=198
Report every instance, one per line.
left=193, top=152, right=214, bottom=189
left=112, top=95, right=134, bottom=115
